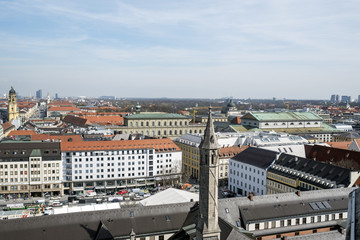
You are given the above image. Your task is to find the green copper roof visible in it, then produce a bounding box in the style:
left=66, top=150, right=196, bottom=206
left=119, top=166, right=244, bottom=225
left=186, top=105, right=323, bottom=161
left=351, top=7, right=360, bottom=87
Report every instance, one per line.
left=230, top=125, right=252, bottom=132
left=125, top=113, right=188, bottom=120
left=242, top=112, right=323, bottom=122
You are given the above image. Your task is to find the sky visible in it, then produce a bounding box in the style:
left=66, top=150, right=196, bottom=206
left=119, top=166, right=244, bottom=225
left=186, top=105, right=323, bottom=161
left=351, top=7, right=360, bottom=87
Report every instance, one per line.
left=0, top=0, right=359, bottom=99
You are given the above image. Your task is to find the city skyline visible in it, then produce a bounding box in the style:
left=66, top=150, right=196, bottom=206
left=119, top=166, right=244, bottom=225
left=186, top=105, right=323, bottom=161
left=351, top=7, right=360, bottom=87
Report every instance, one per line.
left=1, top=0, right=360, bottom=99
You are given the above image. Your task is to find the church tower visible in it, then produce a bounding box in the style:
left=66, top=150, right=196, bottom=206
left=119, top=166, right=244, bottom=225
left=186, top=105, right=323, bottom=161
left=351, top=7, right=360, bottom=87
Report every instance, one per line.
left=8, top=87, right=19, bottom=123
left=196, top=107, right=221, bottom=240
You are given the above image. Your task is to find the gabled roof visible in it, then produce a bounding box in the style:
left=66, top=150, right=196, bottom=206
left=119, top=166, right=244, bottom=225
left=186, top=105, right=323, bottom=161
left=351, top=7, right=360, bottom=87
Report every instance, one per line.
left=1, top=121, right=14, bottom=132
left=219, top=146, right=248, bottom=158
left=0, top=141, right=61, bottom=160
left=335, top=131, right=360, bottom=139
left=0, top=202, right=195, bottom=240
left=8, top=130, right=36, bottom=136
left=231, top=147, right=278, bottom=169
left=275, top=152, right=352, bottom=187
left=218, top=188, right=353, bottom=226
left=63, top=115, right=88, bottom=127
left=305, top=144, right=360, bottom=170
left=48, top=106, right=81, bottom=112
left=325, top=141, right=351, bottom=150
left=241, top=112, right=323, bottom=122
left=84, top=116, right=124, bottom=126
left=31, top=134, right=83, bottom=142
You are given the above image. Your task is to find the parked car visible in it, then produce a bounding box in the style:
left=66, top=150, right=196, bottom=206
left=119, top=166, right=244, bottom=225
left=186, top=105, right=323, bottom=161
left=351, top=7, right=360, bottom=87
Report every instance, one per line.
left=116, top=190, right=127, bottom=195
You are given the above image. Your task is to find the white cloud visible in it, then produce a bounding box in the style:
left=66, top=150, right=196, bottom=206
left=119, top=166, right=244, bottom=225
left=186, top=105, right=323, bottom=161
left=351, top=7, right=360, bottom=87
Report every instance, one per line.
left=1, top=0, right=360, bottom=98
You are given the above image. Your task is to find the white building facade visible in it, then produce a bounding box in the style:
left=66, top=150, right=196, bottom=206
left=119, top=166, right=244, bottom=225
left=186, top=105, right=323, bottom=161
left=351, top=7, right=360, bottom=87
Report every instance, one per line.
left=61, top=139, right=182, bottom=195
left=228, top=148, right=278, bottom=197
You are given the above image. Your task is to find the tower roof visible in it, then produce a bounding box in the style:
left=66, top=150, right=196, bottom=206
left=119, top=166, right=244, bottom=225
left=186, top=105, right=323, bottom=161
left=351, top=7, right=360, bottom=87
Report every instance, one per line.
left=9, top=86, right=16, bottom=95
left=227, top=98, right=236, bottom=108
left=199, top=107, right=220, bottom=150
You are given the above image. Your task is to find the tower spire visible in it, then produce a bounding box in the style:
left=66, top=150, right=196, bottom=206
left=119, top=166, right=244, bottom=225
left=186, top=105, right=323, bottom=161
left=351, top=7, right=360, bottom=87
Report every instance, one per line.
left=197, top=107, right=221, bottom=240
left=199, top=107, right=220, bottom=150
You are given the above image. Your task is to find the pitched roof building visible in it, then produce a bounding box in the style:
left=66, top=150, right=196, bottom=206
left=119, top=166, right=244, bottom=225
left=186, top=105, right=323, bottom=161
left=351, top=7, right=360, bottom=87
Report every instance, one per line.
left=240, top=112, right=343, bottom=142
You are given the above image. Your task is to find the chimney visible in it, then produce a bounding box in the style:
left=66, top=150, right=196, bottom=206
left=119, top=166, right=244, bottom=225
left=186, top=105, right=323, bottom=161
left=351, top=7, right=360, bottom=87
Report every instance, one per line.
left=249, top=193, right=254, bottom=201
left=296, top=190, right=301, bottom=197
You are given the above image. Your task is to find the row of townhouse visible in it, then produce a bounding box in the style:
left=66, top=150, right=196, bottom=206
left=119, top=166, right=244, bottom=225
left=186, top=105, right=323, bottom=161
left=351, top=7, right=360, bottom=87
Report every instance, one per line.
left=0, top=138, right=182, bottom=198
left=228, top=147, right=360, bottom=197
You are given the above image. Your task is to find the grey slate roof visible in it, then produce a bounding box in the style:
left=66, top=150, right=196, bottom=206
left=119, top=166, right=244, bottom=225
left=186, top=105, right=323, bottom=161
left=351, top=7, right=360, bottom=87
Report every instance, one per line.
left=231, top=147, right=278, bottom=169
left=218, top=188, right=354, bottom=228
left=0, top=141, right=61, bottom=161
left=0, top=202, right=194, bottom=240
left=274, top=153, right=352, bottom=187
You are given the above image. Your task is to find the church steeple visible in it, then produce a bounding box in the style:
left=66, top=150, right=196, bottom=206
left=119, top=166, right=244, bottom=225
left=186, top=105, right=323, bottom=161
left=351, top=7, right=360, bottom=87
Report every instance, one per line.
left=197, top=107, right=221, bottom=240
left=8, top=86, right=19, bottom=123
left=199, top=107, right=220, bottom=150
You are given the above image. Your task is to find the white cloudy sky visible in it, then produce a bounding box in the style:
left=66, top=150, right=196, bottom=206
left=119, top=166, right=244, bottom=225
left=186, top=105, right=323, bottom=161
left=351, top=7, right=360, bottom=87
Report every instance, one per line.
left=0, top=0, right=359, bottom=99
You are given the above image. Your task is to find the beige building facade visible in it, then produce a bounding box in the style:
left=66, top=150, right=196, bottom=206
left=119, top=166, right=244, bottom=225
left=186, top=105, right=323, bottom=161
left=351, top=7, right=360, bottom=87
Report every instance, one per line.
left=112, top=113, right=206, bottom=139
left=0, top=141, right=62, bottom=198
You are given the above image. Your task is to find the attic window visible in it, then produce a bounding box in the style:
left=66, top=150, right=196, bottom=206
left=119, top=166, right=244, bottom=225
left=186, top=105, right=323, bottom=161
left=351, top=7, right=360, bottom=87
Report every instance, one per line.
left=225, top=208, right=229, bottom=213
left=236, top=221, right=241, bottom=227
left=165, top=216, right=170, bottom=221
left=130, top=211, right=134, bottom=217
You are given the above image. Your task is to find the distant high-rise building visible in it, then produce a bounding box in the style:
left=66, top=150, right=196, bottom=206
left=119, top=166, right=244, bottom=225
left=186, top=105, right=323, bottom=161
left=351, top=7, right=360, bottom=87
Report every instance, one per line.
left=330, top=94, right=337, bottom=103
left=55, top=93, right=59, bottom=99
left=358, top=95, right=360, bottom=103
left=335, top=94, right=340, bottom=103
left=36, top=89, right=42, bottom=99
left=341, top=95, right=351, bottom=103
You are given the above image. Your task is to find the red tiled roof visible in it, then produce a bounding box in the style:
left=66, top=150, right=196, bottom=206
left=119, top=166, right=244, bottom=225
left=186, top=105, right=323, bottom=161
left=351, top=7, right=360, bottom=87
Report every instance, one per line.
left=48, top=106, right=81, bottom=112
left=305, top=144, right=360, bottom=170
left=230, top=116, right=242, bottom=124
left=219, top=145, right=248, bottom=158
left=8, top=130, right=36, bottom=136
left=48, top=101, right=74, bottom=107
left=63, top=115, right=88, bottom=127
left=1, top=122, right=14, bottom=132
left=84, top=116, right=124, bottom=125
left=61, top=138, right=180, bottom=152
left=31, top=134, right=83, bottom=142
left=82, top=112, right=129, bottom=116
left=325, top=141, right=352, bottom=150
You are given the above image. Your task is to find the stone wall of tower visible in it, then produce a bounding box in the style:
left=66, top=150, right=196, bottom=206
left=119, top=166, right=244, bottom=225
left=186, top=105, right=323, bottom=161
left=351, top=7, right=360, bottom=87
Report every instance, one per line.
left=197, top=108, right=221, bottom=240
left=199, top=148, right=220, bottom=238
